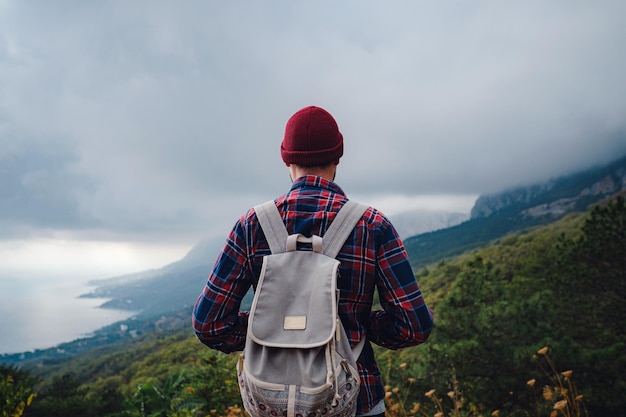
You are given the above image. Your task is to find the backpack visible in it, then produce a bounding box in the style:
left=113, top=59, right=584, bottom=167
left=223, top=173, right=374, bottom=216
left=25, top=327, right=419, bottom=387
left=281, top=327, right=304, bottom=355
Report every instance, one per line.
left=237, top=200, right=369, bottom=417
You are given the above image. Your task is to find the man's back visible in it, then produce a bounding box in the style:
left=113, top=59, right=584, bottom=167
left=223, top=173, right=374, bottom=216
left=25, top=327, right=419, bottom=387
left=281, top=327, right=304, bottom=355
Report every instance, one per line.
left=194, top=175, right=433, bottom=414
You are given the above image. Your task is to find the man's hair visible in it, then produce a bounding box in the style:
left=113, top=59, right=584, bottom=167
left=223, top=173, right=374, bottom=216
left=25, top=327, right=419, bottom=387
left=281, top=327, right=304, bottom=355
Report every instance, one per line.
left=294, top=161, right=337, bottom=171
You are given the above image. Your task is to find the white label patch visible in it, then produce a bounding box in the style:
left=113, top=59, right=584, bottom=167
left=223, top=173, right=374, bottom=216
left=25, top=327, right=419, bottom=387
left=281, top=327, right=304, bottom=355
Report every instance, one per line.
left=284, top=316, right=307, bottom=330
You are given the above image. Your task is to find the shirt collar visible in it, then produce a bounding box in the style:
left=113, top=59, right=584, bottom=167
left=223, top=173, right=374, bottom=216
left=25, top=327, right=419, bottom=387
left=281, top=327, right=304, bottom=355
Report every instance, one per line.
left=289, top=175, right=346, bottom=196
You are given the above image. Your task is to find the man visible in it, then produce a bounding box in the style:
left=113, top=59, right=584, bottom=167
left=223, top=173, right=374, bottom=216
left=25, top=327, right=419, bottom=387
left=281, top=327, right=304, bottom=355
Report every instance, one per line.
left=192, top=105, right=434, bottom=417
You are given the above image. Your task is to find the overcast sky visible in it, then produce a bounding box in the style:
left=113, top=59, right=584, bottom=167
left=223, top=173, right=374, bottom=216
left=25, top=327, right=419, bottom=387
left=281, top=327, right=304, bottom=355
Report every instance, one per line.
left=1, top=1, right=625, bottom=278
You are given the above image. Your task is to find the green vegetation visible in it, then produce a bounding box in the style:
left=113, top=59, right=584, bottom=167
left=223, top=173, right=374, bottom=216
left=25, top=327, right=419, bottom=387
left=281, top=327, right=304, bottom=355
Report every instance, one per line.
left=384, top=195, right=625, bottom=416
left=1, top=364, right=38, bottom=417
left=3, top=195, right=624, bottom=416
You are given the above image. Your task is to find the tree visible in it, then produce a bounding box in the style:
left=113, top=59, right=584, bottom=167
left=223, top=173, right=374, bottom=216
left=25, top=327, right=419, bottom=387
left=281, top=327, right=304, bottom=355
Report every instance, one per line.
left=125, top=371, right=203, bottom=417
left=27, top=373, right=95, bottom=417
left=420, top=256, right=556, bottom=413
left=550, top=195, right=626, bottom=415
left=0, top=364, right=38, bottom=417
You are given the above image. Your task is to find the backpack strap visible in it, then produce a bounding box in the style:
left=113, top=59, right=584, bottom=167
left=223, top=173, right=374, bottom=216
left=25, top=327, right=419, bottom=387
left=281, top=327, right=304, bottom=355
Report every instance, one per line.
left=255, top=199, right=369, bottom=257
left=322, top=200, right=369, bottom=258
left=254, top=200, right=288, bottom=254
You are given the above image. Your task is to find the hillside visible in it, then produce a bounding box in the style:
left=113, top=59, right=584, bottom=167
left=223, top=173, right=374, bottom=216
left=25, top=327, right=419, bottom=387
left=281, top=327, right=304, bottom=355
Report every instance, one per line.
left=405, top=154, right=626, bottom=269
left=5, top=193, right=624, bottom=417
left=79, top=236, right=225, bottom=317
left=412, top=194, right=625, bottom=415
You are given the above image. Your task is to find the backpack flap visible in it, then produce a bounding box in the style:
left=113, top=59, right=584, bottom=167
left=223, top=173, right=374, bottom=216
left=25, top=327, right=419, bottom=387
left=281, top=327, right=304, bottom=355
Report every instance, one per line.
left=248, top=250, right=340, bottom=348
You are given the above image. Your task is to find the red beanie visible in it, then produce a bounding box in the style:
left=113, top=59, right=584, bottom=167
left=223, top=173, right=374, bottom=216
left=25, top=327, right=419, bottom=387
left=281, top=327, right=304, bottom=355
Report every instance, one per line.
left=281, top=106, right=344, bottom=166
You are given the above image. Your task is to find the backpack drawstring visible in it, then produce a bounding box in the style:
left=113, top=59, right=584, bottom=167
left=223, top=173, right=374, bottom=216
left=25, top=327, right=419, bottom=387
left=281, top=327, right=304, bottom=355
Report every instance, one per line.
left=327, top=334, right=342, bottom=407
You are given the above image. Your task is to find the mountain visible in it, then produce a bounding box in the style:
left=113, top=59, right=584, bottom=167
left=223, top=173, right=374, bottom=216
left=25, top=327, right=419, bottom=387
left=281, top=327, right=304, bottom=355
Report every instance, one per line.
left=471, top=155, right=626, bottom=219
left=81, top=236, right=226, bottom=317
left=404, top=154, right=626, bottom=269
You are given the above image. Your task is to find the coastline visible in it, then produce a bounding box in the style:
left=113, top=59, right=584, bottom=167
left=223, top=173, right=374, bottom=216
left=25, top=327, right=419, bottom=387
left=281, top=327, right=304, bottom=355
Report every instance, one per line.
left=0, top=274, right=137, bottom=356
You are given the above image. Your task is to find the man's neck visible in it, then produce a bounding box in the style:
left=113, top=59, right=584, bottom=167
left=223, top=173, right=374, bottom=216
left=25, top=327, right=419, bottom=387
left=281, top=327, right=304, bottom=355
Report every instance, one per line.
left=289, top=163, right=337, bottom=182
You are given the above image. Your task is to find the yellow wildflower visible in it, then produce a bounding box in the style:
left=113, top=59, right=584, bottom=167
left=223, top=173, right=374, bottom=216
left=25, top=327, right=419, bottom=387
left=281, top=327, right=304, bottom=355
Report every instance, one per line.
left=542, top=385, right=553, bottom=400
left=537, top=346, right=549, bottom=356
left=447, top=391, right=455, bottom=399
left=410, top=403, right=421, bottom=414
left=385, top=391, right=392, bottom=399
left=554, top=400, right=568, bottom=410
left=407, top=377, right=416, bottom=384
left=561, top=370, right=573, bottom=380
left=399, top=362, right=407, bottom=370
left=425, top=389, right=436, bottom=398
left=434, top=413, right=443, bottom=417
left=527, top=379, right=536, bottom=387
left=392, top=387, right=400, bottom=394
left=576, top=394, right=584, bottom=402
left=492, top=410, right=500, bottom=417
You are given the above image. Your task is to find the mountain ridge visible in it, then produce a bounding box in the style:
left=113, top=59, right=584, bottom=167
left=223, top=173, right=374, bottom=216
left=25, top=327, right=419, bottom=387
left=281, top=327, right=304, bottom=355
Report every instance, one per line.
left=471, top=154, right=626, bottom=218
left=405, top=153, right=626, bottom=269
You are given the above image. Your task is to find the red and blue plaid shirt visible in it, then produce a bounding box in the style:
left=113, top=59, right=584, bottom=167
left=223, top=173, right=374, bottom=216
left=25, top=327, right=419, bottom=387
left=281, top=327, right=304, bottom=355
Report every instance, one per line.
left=193, top=175, right=434, bottom=414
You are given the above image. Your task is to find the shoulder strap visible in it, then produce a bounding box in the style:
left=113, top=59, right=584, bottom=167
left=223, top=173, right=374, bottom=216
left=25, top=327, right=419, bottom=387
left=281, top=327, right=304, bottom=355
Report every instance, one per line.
left=254, top=199, right=369, bottom=257
left=322, top=200, right=369, bottom=258
left=254, top=200, right=288, bottom=254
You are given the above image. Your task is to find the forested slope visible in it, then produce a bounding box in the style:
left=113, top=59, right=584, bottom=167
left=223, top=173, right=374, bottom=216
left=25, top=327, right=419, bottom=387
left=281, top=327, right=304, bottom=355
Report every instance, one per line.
left=2, top=195, right=624, bottom=417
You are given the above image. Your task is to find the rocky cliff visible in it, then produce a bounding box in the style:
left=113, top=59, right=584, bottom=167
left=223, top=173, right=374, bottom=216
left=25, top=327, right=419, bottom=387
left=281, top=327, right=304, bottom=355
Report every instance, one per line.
left=471, top=155, right=626, bottom=220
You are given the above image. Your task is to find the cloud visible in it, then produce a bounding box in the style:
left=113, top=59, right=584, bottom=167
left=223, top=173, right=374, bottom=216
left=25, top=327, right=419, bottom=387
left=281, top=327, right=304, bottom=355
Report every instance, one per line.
left=1, top=0, right=625, bottom=251
left=0, top=125, right=98, bottom=237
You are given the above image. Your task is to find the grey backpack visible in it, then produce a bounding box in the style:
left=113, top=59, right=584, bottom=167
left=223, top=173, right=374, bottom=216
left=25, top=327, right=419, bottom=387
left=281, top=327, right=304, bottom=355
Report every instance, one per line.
left=237, top=200, right=368, bottom=417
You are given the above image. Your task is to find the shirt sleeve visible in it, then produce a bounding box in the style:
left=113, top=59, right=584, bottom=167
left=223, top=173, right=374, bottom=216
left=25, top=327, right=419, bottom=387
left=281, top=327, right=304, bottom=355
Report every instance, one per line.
left=367, top=221, right=434, bottom=349
left=192, top=217, right=253, bottom=353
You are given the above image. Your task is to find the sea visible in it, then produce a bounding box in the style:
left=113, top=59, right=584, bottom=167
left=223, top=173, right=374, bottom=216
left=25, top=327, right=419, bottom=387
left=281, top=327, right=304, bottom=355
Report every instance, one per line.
left=0, top=271, right=135, bottom=355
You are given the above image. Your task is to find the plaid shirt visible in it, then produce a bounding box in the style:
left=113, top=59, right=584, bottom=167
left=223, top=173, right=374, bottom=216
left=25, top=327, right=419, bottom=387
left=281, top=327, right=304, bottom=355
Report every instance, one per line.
left=193, top=175, right=434, bottom=414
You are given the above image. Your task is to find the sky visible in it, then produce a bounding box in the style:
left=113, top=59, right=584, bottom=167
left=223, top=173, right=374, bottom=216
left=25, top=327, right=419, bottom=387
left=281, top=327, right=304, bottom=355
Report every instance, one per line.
left=1, top=1, right=626, bottom=279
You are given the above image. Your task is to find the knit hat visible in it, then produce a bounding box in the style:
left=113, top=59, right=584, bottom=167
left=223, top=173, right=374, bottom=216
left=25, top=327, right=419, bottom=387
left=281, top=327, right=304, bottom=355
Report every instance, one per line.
left=281, top=106, right=344, bottom=166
